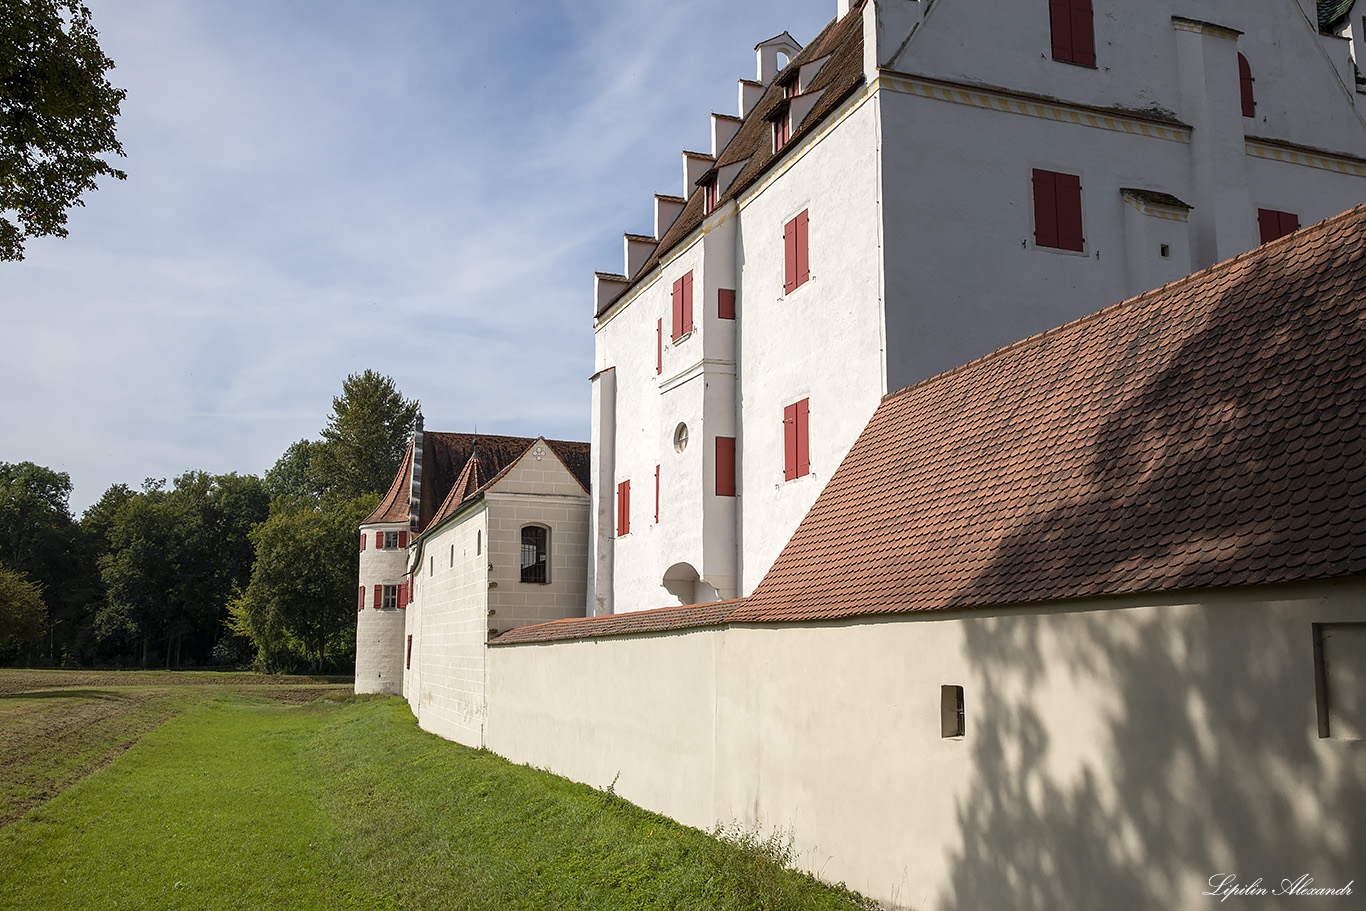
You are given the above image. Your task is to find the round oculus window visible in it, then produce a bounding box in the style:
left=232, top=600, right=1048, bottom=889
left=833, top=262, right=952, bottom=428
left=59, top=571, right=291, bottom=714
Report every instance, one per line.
left=673, top=423, right=689, bottom=453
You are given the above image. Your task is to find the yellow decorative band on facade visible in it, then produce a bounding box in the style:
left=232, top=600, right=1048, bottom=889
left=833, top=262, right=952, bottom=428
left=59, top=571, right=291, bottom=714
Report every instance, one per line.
left=1122, top=196, right=1191, bottom=222
left=1245, top=141, right=1366, bottom=177
left=876, top=75, right=1191, bottom=144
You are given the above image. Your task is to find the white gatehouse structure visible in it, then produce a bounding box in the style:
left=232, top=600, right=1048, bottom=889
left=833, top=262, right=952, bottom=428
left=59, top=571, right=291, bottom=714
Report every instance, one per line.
left=355, top=3, right=1366, bottom=907
left=589, top=0, right=1366, bottom=617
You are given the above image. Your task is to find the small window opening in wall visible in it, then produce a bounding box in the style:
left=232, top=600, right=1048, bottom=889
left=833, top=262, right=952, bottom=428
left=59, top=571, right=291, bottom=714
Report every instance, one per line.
left=1160, top=243, right=1171, bottom=258
left=941, top=685, right=966, bottom=738
left=1314, top=623, right=1366, bottom=740
left=449, top=544, right=454, bottom=567
left=405, top=634, right=412, bottom=670
left=384, top=531, right=400, bottom=549
left=429, top=556, right=434, bottom=576
left=382, top=584, right=398, bottom=611
left=521, top=526, right=548, bottom=583
left=674, top=422, right=689, bottom=453
left=476, top=529, right=482, bottom=555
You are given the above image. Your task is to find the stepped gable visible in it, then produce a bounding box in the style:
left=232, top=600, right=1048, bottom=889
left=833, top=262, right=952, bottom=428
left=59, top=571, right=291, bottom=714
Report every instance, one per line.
left=597, top=5, right=865, bottom=317
left=499, top=203, right=1366, bottom=643
left=737, top=203, right=1366, bottom=623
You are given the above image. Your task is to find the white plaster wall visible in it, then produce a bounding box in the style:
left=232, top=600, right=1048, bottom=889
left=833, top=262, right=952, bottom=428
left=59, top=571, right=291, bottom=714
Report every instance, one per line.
left=902, top=0, right=1365, bottom=156
left=734, top=93, right=887, bottom=596
left=486, top=577, right=1366, bottom=911
left=354, top=521, right=411, bottom=695
left=403, top=506, right=488, bottom=747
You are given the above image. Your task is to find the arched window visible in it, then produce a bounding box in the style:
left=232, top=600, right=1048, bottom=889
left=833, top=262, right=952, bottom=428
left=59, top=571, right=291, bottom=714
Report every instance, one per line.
left=1238, top=53, right=1255, bottom=118
left=520, top=525, right=548, bottom=583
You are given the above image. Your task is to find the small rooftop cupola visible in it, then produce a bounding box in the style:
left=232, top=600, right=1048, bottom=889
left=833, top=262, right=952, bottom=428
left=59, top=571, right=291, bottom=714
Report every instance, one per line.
left=409, top=413, right=424, bottom=533
left=756, top=31, right=802, bottom=84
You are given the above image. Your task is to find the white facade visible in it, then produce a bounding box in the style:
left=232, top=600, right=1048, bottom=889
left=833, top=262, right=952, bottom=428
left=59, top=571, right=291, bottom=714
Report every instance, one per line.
left=374, top=441, right=592, bottom=746
left=591, top=0, right=1366, bottom=615
left=486, top=579, right=1366, bottom=911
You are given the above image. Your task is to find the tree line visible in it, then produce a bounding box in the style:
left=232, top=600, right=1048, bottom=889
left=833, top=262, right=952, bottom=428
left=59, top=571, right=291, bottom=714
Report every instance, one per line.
left=0, top=370, right=419, bottom=673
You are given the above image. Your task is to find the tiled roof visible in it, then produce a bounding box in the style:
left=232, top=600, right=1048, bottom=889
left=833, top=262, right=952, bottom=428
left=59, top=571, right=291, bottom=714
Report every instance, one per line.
left=362, top=433, right=592, bottom=531
left=500, top=203, right=1366, bottom=644
left=1319, top=0, right=1356, bottom=32
left=491, top=600, right=742, bottom=645
left=738, top=203, right=1366, bottom=622
left=597, top=4, right=866, bottom=317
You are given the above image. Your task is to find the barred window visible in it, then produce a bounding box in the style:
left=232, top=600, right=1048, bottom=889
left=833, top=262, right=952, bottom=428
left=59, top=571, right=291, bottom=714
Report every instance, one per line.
left=520, top=526, right=548, bottom=583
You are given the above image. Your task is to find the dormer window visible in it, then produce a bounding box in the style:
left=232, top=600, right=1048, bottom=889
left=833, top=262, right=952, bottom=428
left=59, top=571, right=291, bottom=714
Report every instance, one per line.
left=772, top=74, right=798, bottom=151
left=703, top=174, right=718, bottom=214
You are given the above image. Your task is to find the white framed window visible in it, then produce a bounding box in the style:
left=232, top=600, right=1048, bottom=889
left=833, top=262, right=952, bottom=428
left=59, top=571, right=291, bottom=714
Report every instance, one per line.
left=520, top=525, right=549, bottom=583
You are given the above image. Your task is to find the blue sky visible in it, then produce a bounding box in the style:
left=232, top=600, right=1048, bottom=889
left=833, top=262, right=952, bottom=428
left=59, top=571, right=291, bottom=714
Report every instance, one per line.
left=2, top=0, right=838, bottom=513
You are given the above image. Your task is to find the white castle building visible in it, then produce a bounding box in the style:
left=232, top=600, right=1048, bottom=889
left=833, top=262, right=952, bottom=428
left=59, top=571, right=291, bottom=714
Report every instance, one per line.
left=357, top=3, right=1366, bottom=907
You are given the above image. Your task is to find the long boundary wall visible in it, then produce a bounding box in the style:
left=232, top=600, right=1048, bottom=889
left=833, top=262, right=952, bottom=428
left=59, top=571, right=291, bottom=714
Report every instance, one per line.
left=486, top=577, right=1366, bottom=911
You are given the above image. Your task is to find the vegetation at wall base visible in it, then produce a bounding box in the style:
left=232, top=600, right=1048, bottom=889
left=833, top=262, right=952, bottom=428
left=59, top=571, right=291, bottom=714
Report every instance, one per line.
left=0, top=672, right=877, bottom=911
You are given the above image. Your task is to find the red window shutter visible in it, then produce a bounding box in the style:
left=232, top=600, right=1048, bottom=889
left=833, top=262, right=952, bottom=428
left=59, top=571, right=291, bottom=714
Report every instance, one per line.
left=374, top=585, right=382, bottom=609
left=783, top=403, right=798, bottom=481
left=399, top=582, right=408, bottom=609
left=795, top=210, right=809, bottom=287
left=654, top=464, right=660, bottom=522
left=359, top=586, right=365, bottom=611
left=784, top=217, right=798, bottom=293
left=398, top=530, right=407, bottom=548
left=1071, top=0, right=1095, bottom=66
left=1049, top=0, right=1073, bottom=61
left=1056, top=173, right=1084, bottom=252
left=1239, top=53, right=1255, bottom=118
left=671, top=277, right=683, bottom=341
left=1258, top=208, right=1278, bottom=244
left=1033, top=169, right=1058, bottom=248
left=617, top=480, right=630, bottom=536
left=795, top=398, right=810, bottom=477
left=718, top=289, right=736, bottom=320
left=1280, top=211, right=1300, bottom=238
left=1258, top=209, right=1299, bottom=244
left=360, top=534, right=366, bottom=551
left=375, top=531, right=383, bottom=549
left=681, top=271, right=693, bottom=335
left=716, top=437, right=736, bottom=497
left=656, top=318, right=662, bottom=374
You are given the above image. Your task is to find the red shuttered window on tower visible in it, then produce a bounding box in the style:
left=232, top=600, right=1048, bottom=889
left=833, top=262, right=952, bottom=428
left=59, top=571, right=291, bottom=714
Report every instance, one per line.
left=616, top=480, right=631, bottom=536
left=783, top=399, right=810, bottom=481
left=1258, top=209, right=1300, bottom=244
left=783, top=210, right=809, bottom=294
left=1033, top=169, right=1085, bottom=252
left=358, top=586, right=365, bottom=612
left=374, top=531, right=383, bottom=549
left=360, top=533, right=366, bottom=551
left=1238, top=53, right=1256, bottom=118
left=716, top=437, right=736, bottom=496
left=671, top=271, right=694, bottom=341
left=1050, top=0, right=1095, bottom=66
left=373, top=586, right=382, bottom=609
left=398, top=581, right=408, bottom=609
left=398, top=530, right=408, bottom=548
left=718, top=288, right=736, bottom=319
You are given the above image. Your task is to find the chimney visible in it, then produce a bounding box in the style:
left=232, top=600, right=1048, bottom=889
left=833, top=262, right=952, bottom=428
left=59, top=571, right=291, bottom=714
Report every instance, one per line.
left=624, top=233, right=657, bottom=277
left=595, top=272, right=630, bottom=312
left=738, top=79, right=764, bottom=116
left=683, top=150, right=714, bottom=198
left=755, top=31, right=802, bottom=84
left=655, top=194, right=685, bottom=238
left=712, top=113, right=742, bottom=157
left=408, top=414, right=424, bottom=533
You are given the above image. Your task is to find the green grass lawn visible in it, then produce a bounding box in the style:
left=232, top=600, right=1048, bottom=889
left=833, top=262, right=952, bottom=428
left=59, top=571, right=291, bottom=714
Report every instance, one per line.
left=0, top=679, right=875, bottom=910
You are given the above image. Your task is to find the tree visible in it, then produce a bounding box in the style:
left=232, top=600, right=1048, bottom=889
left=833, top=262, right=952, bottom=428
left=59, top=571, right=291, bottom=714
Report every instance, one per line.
left=311, top=370, right=420, bottom=501
left=0, top=460, right=80, bottom=662
left=230, top=494, right=375, bottom=673
left=0, top=563, right=46, bottom=645
left=97, top=472, right=268, bottom=667
left=264, top=438, right=322, bottom=499
left=1, top=0, right=126, bottom=261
